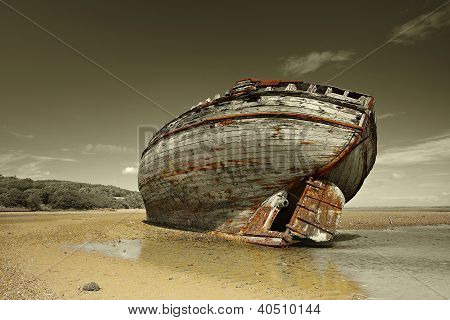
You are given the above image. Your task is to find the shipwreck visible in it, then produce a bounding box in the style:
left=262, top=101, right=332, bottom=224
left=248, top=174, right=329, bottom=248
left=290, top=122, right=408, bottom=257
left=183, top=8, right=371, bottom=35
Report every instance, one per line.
left=138, top=78, right=377, bottom=246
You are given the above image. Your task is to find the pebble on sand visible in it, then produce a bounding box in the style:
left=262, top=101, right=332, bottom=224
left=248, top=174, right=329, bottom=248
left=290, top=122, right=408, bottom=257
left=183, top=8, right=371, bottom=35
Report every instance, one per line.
left=82, top=282, right=101, bottom=292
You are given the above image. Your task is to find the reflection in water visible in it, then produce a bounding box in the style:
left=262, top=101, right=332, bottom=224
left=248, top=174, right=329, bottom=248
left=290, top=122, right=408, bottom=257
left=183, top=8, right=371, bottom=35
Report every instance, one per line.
left=67, top=239, right=142, bottom=260
left=69, top=235, right=362, bottom=298
left=139, top=237, right=362, bottom=297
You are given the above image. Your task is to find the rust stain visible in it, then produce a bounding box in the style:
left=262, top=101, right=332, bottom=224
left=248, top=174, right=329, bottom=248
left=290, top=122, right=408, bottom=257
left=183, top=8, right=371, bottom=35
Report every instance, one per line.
left=145, top=112, right=363, bottom=150
left=210, top=146, right=225, bottom=151
left=367, top=96, right=376, bottom=110
left=286, top=179, right=344, bottom=240
left=139, top=78, right=377, bottom=247
left=240, top=178, right=344, bottom=246
left=140, top=78, right=374, bottom=159
left=216, top=119, right=236, bottom=127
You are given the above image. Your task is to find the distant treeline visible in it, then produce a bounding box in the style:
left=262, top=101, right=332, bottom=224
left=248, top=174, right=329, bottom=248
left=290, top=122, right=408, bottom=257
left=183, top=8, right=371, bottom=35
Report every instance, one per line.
left=0, top=175, right=144, bottom=211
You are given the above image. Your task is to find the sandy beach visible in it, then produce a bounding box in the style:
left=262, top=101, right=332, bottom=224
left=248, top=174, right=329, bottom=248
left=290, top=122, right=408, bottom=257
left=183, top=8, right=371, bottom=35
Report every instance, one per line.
left=1, top=209, right=449, bottom=300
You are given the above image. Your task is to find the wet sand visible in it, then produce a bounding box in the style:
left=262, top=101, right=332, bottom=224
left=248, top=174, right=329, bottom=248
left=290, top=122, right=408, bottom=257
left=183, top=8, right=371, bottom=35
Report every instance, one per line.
left=0, top=209, right=449, bottom=300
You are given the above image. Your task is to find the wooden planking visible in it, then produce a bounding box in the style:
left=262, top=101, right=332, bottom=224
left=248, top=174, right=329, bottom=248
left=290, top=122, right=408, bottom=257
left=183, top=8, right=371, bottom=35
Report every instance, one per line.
left=324, top=111, right=377, bottom=201
left=324, top=137, right=376, bottom=201
left=142, top=139, right=352, bottom=182
left=151, top=118, right=355, bottom=149
left=142, top=146, right=348, bottom=220
left=142, top=146, right=348, bottom=177
left=148, top=95, right=363, bottom=144
left=147, top=136, right=351, bottom=167
left=140, top=167, right=310, bottom=200
left=199, top=95, right=362, bottom=122
left=142, top=172, right=313, bottom=215
left=140, top=141, right=345, bottom=189
left=145, top=206, right=253, bottom=231
left=144, top=118, right=354, bottom=168
left=139, top=90, right=377, bottom=234
left=142, top=186, right=270, bottom=211
left=215, top=101, right=361, bottom=123
left=149, top=122, right=353, bottom=155
left=142, top=168, right=304, bottom=221
left=142, top=169, right=302, bottom=194
left=147, top=136, right=350, bottom=164
left=142, top=183, right=269, bottom=213
left=286, top=180, right=344, bottom=241
left=147, top=112, right=361, bottom=151
left=140, top=162, right=306, bottom=201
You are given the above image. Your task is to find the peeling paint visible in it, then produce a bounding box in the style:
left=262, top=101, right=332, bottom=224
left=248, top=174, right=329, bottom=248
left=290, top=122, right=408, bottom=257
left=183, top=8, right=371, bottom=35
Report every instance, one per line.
left=139, top=78, right=377, bottom=246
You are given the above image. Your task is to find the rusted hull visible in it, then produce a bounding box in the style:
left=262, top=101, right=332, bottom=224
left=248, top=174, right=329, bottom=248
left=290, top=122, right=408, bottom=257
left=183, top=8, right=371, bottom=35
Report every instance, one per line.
left=138, top=79, right=377, bottom=246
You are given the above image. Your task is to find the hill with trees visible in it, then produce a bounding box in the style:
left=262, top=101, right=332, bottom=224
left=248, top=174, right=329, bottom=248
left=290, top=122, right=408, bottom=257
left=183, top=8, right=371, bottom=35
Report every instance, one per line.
left=0, top=175, right=144, bottom=211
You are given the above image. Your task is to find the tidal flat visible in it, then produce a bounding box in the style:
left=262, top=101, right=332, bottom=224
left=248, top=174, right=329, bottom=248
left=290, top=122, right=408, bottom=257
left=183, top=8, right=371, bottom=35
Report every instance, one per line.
left=1, top=209, right=449, bottom=299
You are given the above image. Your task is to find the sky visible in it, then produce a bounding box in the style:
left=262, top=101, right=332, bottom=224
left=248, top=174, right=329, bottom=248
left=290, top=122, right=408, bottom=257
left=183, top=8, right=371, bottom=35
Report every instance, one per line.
left=0, top=0, right=449, bottom=207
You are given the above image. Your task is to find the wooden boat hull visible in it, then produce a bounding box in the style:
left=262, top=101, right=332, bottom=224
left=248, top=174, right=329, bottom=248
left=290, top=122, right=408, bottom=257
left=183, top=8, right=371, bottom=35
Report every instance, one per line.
left=139, top=79, right=377, bottom=245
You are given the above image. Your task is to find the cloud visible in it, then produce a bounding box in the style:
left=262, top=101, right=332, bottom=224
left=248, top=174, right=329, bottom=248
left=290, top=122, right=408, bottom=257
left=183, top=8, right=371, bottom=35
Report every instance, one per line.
left=377, top=132, right=450, bottom=166
left=391, top=172, right=406, bottom=179
left=121, top=166, right=138, bottom=175
left=391, top=6, right=450, bottom=44
left=0, top=125, right=34, bottom=139
left=429, top=172, right=450, bottom=176
left=349, top=131, right=450, bottom=207
left=8, top=131, right=34, bottom=139
left=83, top=144, right=135, bottom=154
left=31, top=155, right=77, bottom=162
left=281, top=50, right=354, bottom=75
left=377, top=113, right=396, bottom=120
left=0, top=151, right=78, bottom=179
